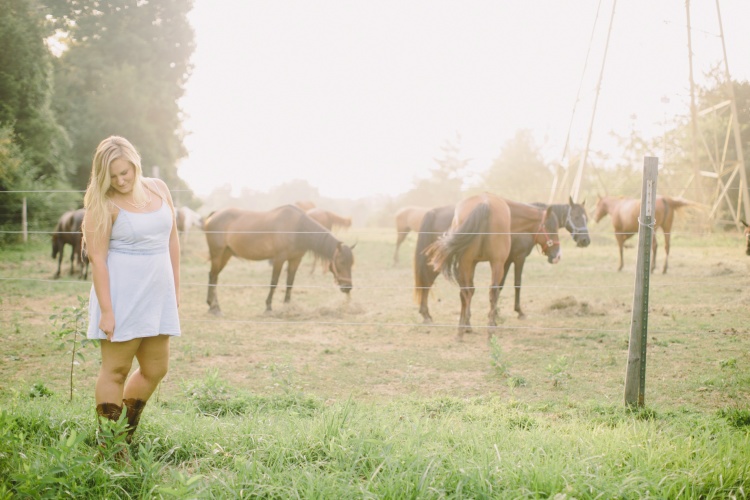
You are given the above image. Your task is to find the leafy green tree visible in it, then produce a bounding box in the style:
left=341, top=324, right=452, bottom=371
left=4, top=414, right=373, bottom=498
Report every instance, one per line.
left=483, top=129, right=552, bottom=203
left=0, top=0, right=71, bottom=181
left=399, top=133, right=467, bottom=208
left=0, top=0, right=77, bottom=239
left=48, top=0, right=196, bottom=202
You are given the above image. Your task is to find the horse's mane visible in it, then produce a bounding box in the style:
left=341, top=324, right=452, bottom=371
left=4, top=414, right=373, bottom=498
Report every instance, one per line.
left=292, top=207, right=342, bottom=259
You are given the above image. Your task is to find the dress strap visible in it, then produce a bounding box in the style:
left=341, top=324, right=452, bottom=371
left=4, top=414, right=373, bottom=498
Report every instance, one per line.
left=144, top=178, right=165, bottom=200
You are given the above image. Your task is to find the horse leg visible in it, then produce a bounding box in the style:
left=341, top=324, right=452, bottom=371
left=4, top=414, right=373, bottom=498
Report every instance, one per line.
left=265, top=259, right=286, bottom=312
left=418, top=270, right=439, bottom=324
left=68, top=243, right=76, bottom=276
left=512, top=258, right=526, bottom=319
left=55, top=249, right=63, bottom=279
left=487, top=261, right=507, bottom=340
left=283, top=257, right=303, bottom=304
left=457, top=284, right=474, bottom=341
left=616, top=234, right=627, bottom=271
left=650, top=233, right=659, bottom=274
left=662, top=230, right=670, bottom=274
left=455, top=267, right=475, bottom=341
left=394, top=229, right=408, bottom=264
left=207, top=248, right=233, bottom=316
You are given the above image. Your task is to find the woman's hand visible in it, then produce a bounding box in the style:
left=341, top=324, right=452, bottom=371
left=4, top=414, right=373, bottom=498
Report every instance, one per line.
left=99, top=311, right=115, bottom=341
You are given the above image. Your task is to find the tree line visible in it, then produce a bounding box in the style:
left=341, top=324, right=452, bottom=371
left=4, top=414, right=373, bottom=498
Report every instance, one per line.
left=0, top=0, right=197, bottom=241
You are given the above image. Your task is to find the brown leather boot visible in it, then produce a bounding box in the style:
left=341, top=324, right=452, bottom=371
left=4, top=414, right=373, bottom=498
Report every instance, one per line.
left=95, top=402, right=128, bottom=461
left=96, top=402, right=123, bottom=423
left=122, top=398, right=147, bottom=443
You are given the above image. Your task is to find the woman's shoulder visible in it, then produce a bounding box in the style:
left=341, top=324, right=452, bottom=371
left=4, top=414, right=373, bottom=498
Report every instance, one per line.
left=143, top=176, right=168, bottom=190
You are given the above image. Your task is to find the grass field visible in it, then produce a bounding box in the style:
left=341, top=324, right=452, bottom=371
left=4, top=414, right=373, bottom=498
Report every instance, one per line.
left=1, top=222, right=749, bottom=497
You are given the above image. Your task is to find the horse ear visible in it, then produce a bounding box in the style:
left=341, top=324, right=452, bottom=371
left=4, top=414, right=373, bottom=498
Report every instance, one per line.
left=742, top=220, right=748, bottom=228
left=350, top=241, right=358, bottom=251
left=569, top=195, right=574, bottom=205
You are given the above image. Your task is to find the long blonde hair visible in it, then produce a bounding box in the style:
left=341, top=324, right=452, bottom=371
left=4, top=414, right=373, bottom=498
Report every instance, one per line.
left=82, top=136, right=148, bottom=249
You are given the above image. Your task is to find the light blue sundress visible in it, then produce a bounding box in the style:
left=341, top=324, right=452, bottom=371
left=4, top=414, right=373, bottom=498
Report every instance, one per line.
left=87, top=194, right=181, bottom=342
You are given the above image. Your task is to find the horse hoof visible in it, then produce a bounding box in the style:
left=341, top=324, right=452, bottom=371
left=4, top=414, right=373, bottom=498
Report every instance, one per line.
left=208, top=307, right=222, bottom=317
left=517, top=313, right=526, bottom=320
left=421, top=317, right=433, bottom=325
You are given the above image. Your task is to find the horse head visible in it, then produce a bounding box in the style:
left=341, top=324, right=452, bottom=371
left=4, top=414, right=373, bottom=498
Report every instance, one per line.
left=329, top=242, right=355, bottom=293
left=536, top=209, right=562, bottom=264
left=592, top=194, right=608, bottom=223
left=567, top=196, right=591, bottom=247
left=742, top=220, right=750, bottom=256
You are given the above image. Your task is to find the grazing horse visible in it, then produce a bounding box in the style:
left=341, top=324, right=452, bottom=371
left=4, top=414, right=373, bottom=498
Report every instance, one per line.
left=742, top=220, right=750, bottom=256
left=416, top=200, right=565, bottom=324
left=176, top=206, right=204, bottom=250
left=306, top=208, right=352, bottom=274
left=204, top=205, right=355, bottom=315
left=394, top=205, right=430, bottom=264
left=52, top=208, right=88, bottom=279
left=593, top=195, right=694, bottom=273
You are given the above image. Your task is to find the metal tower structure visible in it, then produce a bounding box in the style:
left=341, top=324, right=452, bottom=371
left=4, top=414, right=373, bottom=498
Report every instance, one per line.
left=550, top=0, right=750, bottom=229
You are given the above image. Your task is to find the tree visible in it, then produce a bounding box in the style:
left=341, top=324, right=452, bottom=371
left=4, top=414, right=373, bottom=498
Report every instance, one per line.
left=0, top=0, right=71, bottom=183
left=483, top=129, right=552, bottom=202
left=48, top=0, right=196, bottom=201
left=0, top=0, right=77, bottom=240
left=399, top=133, right=467, bottom=208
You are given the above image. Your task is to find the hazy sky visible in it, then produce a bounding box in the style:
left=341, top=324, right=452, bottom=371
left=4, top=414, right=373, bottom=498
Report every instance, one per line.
left=177, top=1, right=750, bottom=199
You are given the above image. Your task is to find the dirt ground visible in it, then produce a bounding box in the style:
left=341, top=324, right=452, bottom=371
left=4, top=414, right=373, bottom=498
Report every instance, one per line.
left=2, top=227, right=749, bottom=413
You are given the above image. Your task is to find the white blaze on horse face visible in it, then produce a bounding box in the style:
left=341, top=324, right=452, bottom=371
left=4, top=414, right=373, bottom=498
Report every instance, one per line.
left=109, top=158, right=136, bottom=194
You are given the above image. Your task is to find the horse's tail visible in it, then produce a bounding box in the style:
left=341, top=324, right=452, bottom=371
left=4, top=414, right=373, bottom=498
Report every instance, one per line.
left=662, top=196, right=698, bottom=211
left=425, top=202, right=489, bottom=284
left=331, top=212, right=352, bottom=231
left=414, top=210, right=442, bottom=304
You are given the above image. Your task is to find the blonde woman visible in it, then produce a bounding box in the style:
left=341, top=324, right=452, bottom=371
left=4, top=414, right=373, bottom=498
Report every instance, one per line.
left=83, top=136, right=180, bottom=445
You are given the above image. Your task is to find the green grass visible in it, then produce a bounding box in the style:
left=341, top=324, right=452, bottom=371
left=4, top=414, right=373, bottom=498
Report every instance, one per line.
left=1, top=374, right=749, bottom=499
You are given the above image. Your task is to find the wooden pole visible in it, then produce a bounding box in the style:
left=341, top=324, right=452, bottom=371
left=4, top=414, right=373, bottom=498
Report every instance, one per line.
left=685, top=0, right=705, bottom=205
left=624, top=157, right=659, bottom=407
left=22, top=197, right=28, bottom=243
left=571, top=0, right=617, bottom=201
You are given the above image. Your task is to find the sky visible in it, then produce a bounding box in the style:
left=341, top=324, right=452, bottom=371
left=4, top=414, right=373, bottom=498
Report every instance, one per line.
left=177, top=1, right=750, bottom=199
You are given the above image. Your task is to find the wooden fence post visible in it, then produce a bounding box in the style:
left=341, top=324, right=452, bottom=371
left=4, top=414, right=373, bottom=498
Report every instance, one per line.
left=624, top=156, right=659, bottom=407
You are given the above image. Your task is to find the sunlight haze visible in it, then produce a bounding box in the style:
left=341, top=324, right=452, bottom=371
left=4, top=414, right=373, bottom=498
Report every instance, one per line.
left=177, top=1, right=750, bottom=199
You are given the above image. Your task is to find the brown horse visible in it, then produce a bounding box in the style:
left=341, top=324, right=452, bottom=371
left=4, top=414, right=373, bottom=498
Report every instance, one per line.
left=394, top=205, right=430, bottom=264
left=742, top=220, right=750, bottom=256
left=52, top=208, right=88, bottom=279
left=424, top=193, right=514, bottom=340
left=306, top=208, right=352, bottom=231
left=593, top=195, right=694, bottom=273
left=204, top=205, right=355, bottom=315
left=306, top=208, right=352, bottom=273
left=417, top=199, right=563, bottom=326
